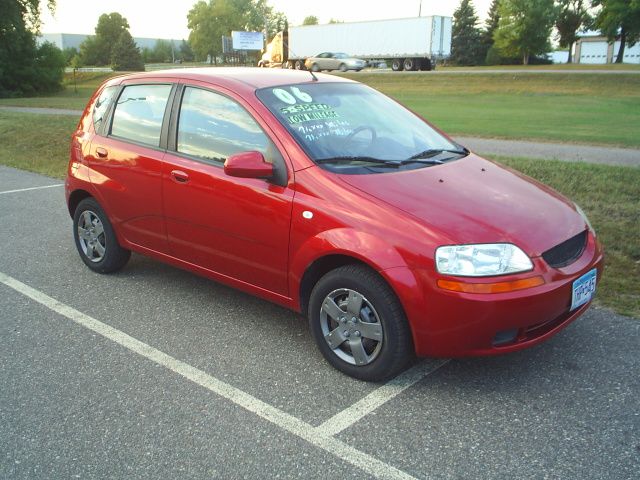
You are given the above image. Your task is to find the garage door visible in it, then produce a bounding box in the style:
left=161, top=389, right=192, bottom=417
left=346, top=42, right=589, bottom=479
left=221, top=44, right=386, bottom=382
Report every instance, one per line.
left=579, top=41, right=608, bottom=64
left=614, top=41, right=640, bottom=64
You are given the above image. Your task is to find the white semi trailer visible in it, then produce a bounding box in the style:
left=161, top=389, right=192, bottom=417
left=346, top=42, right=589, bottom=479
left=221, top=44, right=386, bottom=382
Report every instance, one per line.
left=260, top=16, right=452, bottom=71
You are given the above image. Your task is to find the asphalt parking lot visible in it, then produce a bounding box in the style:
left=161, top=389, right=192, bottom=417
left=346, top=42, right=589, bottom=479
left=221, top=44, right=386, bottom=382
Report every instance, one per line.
left=1, top=165, right=638, bottom=479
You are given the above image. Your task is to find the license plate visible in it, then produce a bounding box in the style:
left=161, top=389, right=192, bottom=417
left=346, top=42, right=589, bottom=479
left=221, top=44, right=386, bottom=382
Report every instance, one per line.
left=570, top=268, right=597, bottom=311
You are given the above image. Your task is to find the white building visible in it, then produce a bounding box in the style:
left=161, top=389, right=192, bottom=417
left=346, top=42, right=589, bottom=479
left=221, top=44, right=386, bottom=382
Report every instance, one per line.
left=39, top=33, right=184, bottom=51
left=574, top=31, right=640, bottom=64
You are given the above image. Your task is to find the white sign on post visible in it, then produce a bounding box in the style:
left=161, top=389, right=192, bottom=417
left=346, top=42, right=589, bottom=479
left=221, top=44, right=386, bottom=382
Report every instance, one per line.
left=231, top=31, right=264, bottom=51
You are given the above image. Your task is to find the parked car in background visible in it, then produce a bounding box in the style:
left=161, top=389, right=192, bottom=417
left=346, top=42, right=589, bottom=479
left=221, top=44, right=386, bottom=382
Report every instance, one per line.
left=66, top=68, right=603, bottom=382
left=304, top=52, right=367, bottom=72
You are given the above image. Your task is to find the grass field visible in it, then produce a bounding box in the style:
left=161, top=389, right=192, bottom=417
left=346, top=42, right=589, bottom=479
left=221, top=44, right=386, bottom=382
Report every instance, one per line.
left=0, top=72, right=118, bottom=110
left=2, top=70, right=640, bottom=147
left=342, top=72, right=640, bottom=148
left=438, top=63, right=640, bottom=71
left=0, top=110, right=637, bottom=317
left=0, top=111, right=77, bottom=177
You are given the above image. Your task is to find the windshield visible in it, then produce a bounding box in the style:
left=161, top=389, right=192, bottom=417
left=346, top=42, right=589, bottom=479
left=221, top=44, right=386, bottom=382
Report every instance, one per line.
left=256, top=82, right=464, bottom=174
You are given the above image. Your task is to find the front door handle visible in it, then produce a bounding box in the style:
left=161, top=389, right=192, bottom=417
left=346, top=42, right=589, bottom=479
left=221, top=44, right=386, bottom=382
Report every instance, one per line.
left=170, top=169, right=189, bottom=183
left=95, top=147, right=108, bottom=158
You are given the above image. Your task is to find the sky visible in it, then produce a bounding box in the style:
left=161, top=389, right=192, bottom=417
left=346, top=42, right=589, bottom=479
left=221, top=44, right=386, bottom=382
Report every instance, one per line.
left=40, top=0, right=493, bottom=40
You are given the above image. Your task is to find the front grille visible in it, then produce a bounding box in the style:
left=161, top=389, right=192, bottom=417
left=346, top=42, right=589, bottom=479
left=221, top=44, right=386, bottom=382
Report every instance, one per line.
left=542, top=230, right=588, bottom=268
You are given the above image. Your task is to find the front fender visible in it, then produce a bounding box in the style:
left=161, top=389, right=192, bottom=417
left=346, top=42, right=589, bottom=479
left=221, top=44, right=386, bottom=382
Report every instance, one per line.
left=289, top=228, right=410, bottom=305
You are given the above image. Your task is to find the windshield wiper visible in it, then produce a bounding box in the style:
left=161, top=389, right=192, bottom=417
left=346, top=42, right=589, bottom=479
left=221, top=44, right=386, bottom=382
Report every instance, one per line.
left=405, top=148, right=469, bottom=163
left=315, top=156, right=400, bottom=167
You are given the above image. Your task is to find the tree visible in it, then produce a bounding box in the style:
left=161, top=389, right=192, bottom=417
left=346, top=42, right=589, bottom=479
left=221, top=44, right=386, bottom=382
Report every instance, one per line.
left=33, top=41, right=66, bottom=91
left=481, top=0, right=501, bottom=64
left=152, top=39, right=174, bottom=63
left=0, top=0, right=65, bottom=97
left=78, top=12, right=130, bottom=66
left=111, top=30, right=144, bottom=71
left=494, top=0, right=557, bottom=65
left=556, top=1, right=590, bottom=63
left=94, top=12, right=130, bottom=65
left=188, top=0, right=228, bottom=63
left=593, top=0, right=640, bottom=63
left=179, top=40, right=195, bottom=62
left=78, top=35, right=101, bottom=66
left=62, top=46, right=78, bottom=65
left=303, top=15, right=319, bottom=25
left=451, top=0, right=485, bottom=65
left=187, top=0, right=288, bottom=63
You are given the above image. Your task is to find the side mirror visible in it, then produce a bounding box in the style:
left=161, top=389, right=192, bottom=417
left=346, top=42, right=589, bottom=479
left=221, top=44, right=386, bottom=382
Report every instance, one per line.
left=224, top=151, right=274, bottom=179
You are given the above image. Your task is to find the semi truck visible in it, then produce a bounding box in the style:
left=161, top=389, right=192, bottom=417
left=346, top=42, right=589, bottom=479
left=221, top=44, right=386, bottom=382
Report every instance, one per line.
left=259, top=16, right=452, bottom=72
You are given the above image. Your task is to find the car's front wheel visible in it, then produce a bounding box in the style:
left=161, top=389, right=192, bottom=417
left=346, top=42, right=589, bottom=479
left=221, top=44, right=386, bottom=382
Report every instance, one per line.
left=73, top=197, right=130, bottom=273
left=308, top=264, right=413, bottom=381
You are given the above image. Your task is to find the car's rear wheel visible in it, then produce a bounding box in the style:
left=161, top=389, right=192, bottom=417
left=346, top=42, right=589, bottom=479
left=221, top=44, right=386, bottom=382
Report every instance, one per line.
left=339, top=63, right=348, bottom=72
left=308, top=264, right=413, bottom=381
left=73, top=197, right=130, bottom=273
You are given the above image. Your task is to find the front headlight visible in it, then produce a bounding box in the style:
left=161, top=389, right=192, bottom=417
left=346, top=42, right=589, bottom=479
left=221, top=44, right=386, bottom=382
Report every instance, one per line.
left=435, top=243, right=533, bottom=277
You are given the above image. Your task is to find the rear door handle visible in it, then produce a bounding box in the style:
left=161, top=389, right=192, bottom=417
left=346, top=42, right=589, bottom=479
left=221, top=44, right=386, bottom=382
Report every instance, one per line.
left=95, top=147, right=108, bottom=158
left=170, top=170, right=189, bottom=183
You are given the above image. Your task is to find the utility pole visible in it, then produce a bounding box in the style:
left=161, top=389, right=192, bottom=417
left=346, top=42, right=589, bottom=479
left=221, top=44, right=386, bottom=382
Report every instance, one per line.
left=418, top=0, right=422, bottom=17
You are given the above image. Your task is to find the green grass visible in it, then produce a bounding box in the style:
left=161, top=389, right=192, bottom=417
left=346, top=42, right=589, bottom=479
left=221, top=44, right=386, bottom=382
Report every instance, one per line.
left=343, top=72, right=640, bottom=148
left=494, top=156, right=640, bottom=318
left=0, top=111, right=77, bottom=177
left=0, top=72, right=118, bottom=110
left=438, top=63, right=640, bottom=71
left=2, top=70, right=640, bottom=148
left=0, top=110, right=637, bottom=317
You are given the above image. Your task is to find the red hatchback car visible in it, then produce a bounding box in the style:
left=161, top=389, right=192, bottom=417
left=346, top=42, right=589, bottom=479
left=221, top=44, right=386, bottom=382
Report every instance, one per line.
left=66, top=68, right=603, bottom=381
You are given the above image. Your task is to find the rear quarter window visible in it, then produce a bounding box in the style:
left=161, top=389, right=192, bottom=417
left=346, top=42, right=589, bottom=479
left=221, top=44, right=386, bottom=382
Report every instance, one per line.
left=110, top=84, right=172, bottom=147
left=92, top=86, right=117, bottom=132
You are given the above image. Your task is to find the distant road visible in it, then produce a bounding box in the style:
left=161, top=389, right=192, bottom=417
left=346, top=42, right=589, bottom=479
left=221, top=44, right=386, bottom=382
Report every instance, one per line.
left=1, top=106, right=638, bottom=167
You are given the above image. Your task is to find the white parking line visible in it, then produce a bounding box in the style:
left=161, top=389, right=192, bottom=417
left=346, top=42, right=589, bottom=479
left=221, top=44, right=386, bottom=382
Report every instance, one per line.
left=0, top=271, right=420, bottom=480
left=0, top=184, right=64, bottom=195
left=316, top=359, right=450, bottom=437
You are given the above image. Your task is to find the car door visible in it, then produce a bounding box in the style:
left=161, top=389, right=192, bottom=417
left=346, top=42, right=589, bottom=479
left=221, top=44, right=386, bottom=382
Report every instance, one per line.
left=161, top=83, right=294, bottom=296
left=317, top=52, right=331, bottom=70
left=88, top=81, right=175, bottom=253
left=326, top=53, right=339, bottom=70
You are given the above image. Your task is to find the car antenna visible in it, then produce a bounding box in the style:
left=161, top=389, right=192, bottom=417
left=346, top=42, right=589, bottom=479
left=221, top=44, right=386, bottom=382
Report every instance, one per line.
left=284, top=39, right=318, bottom=81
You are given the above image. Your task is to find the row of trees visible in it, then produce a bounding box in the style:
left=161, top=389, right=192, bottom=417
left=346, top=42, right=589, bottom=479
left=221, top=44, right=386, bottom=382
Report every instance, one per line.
left=187, top=0, right=287, bottom=64
left=451, top=0, right=640, bottom=66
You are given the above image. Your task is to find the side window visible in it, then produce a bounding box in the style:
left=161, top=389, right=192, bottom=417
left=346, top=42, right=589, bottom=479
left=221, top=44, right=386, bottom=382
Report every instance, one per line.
left=92, top=86, right=117, bottom=132
left=111, top=84, right=172, bottom=147
left=177, top=87, right=281, bottom=165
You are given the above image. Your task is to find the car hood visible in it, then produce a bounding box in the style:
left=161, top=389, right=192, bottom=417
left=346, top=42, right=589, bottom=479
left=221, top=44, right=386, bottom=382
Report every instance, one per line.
left=336, top=155, right=586, bottom=257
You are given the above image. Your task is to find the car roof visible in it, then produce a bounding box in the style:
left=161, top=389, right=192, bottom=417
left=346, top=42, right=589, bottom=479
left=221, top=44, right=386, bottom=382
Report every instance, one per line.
left=106, top=67, right=355, bottom=90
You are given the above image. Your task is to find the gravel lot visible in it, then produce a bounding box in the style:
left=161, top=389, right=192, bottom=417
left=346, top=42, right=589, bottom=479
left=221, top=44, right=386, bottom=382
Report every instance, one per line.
left=1, top=165, right=638, bottom=479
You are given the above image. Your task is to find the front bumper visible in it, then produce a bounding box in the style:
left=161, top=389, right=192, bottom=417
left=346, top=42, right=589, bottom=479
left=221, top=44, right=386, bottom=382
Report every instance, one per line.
left=391, top=231, right=604, bottom=357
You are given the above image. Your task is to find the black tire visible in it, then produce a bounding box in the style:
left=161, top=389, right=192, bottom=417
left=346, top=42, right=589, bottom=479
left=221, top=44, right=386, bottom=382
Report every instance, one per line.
left=311, top=63, right=320, bottom=72
left=295, top=60, right=304, bottom=70
left=339, top=63, right=348, bottom=72
left=73, top=197, right=130, bottom=273
left=391, top=58, right=404, bottom=71
left=403, top=57, right=416, bottom=71
left=308, top=264, right=414, bottom=382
